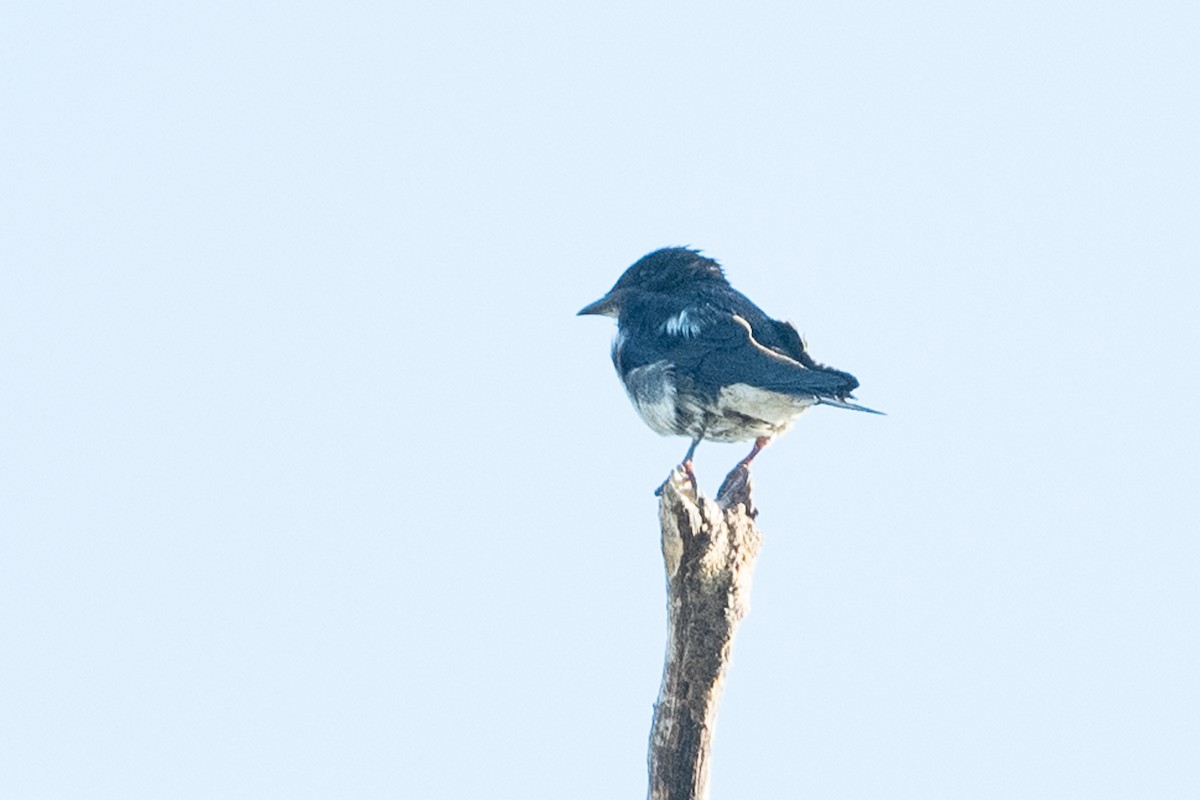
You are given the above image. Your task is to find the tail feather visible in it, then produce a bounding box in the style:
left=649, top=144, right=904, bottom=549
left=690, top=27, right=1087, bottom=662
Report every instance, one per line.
left=816, top=396, right=885, bottom=415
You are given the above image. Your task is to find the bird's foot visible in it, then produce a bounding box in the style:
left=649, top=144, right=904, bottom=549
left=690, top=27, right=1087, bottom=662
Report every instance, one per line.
left=682, top=458, right=699, bottom=496
left=655, top=459, right=700, bottom=498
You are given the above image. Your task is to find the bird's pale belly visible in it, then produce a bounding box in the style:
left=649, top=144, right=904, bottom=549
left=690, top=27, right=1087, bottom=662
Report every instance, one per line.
left=703, top=383, right=815, bottom=441
left=622, top=361, right=814, bottom=443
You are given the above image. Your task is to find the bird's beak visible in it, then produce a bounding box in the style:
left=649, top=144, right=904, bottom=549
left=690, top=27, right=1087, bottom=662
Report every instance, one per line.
left=577, top=292, right=619, bottom=317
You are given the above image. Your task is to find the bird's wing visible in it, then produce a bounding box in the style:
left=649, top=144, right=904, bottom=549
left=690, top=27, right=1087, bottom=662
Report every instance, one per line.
left=700, top=285, right=831, bottom=370
left=666, top=309, right=861, bottom=399
left=765, top=318, right=821, bottom=368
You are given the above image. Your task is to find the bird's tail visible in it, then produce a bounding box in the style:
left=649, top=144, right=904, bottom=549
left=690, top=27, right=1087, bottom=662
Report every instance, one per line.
left=816, top=395, right=885, bottom=415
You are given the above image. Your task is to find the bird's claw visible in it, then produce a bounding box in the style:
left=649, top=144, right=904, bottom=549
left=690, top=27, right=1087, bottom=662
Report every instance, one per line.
left=654, top=460, right=700, bottom=497
left=682, top=458, right=699, bottom=496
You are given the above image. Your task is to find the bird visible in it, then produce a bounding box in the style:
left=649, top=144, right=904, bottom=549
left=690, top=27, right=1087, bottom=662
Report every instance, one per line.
left=578, top=247, right=880, bottom=476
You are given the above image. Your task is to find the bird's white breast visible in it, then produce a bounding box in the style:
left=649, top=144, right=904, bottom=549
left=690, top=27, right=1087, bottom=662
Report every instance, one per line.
left=621, top=361, right=680, bottom=436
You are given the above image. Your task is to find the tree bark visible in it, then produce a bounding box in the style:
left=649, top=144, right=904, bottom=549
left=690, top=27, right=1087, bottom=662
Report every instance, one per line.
left=648, top=464, right=763, bottom=800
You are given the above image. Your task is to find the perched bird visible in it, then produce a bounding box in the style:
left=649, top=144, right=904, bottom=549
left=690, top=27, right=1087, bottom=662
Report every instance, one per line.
left=578, top=247, right=880, bottom=473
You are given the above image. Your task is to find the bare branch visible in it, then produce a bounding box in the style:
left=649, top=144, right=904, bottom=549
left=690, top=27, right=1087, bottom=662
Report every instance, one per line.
left=648, top=465, right=763, bottom=800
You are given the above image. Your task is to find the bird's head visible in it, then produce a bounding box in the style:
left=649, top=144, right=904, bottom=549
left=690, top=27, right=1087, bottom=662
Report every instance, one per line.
left=578, top=247, right=727, bottom=317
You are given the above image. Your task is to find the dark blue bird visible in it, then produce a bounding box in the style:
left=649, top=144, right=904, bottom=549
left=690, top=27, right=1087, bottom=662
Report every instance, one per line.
left=578, top=247, right=880, bottom=474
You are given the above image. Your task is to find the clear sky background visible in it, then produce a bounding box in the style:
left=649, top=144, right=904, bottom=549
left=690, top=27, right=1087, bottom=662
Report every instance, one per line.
left=3, top=2, right=1198, bottom=798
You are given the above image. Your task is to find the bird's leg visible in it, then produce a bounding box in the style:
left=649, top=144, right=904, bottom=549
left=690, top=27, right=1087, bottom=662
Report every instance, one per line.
left=680, top=436, right=702, bottom=493
left=737, top=436, right=772, bottom=469
left=681, top=436, right=701, bottom=474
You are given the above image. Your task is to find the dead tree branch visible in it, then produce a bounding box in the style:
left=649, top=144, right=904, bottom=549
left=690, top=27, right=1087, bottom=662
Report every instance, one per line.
left=648, top=464, right=763, bottom=800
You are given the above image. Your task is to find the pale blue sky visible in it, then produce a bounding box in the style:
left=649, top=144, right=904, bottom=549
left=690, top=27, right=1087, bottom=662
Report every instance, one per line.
left=2, top=2, right=1198, bottom=798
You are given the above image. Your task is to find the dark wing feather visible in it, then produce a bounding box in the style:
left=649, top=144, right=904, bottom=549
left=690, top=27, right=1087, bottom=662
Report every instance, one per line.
left=704, top=285, right=852, bottom=376
left=614, top=288, right=861, bottom=399
left=649, top=305, right=859, bottom=398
